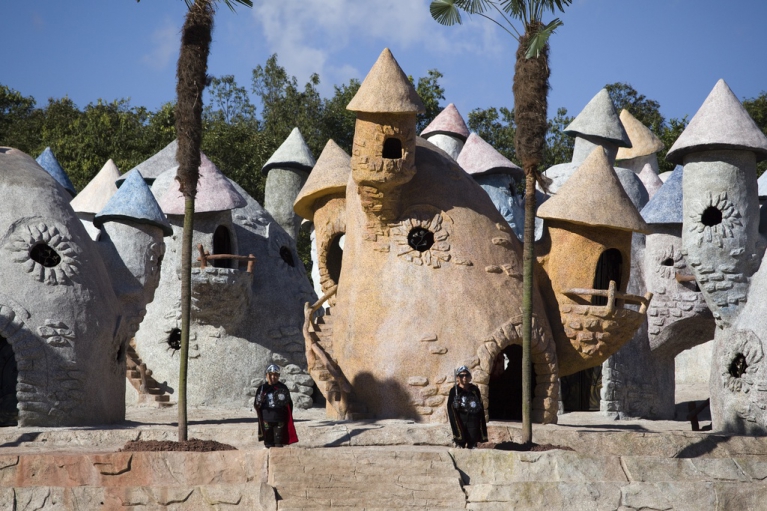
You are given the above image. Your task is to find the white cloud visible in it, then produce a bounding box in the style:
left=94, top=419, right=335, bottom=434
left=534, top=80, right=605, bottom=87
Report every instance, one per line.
left=251, top=0, right=505, bottom=91
left=141, top=21, right=179, bottom=71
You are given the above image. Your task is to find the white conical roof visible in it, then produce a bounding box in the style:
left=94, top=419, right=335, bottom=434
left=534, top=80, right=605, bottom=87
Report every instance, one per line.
left=565, top=89, right=631, bottom=148
left=71, top=159, right=122, bottom=214
left=261, top=127, right=315, bottom=175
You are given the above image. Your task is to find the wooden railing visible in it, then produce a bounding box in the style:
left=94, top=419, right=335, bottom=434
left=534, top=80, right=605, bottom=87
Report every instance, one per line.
left=563, top=280, right=653, bottom=315
left=197, top=244, right=256, bottom=273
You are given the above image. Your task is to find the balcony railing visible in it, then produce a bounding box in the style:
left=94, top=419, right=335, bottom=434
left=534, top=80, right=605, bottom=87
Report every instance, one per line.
left=196, top=244, right=256, bottom=273
left=563, top=280, right=652, bottom=315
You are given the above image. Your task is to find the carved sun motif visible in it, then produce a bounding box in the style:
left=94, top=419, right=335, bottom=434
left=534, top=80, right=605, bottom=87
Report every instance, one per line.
left=5, top=222, right=81, bottom=286
left=655, top=245, right=685, bottom=279
left=688, top=192, right=742, bottom=248
left=391, top=212, right=451, bottom=268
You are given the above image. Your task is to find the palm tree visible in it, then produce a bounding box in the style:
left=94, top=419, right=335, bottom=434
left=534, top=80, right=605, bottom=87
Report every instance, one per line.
left=430, top=0, right=571, bottom=446
left=139, top=0, right=252, bottom=441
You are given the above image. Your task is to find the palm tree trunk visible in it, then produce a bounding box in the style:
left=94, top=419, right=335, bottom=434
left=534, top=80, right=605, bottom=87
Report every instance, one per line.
left=175, top=0, right=213, bottom=442
left=521, top=168, right=536, bottom=445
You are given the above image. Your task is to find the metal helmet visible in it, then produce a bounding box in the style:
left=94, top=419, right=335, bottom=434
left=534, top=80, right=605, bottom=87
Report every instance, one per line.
left=266, top=364, right=281, bottom=375
left=454, top=365, right=471, bottom=377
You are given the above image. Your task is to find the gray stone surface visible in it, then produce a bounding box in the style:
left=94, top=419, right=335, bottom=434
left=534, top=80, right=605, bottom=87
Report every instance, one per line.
left=615, top=166, right=649, bottom=210
left=425, top=132, right=464, bottom=160
left=131, top=169, right=317, bottom=409
left=642, top=164, right=684, bottom=224
left=116, top=139, right=178, bottom=187
left=261, top=127, right=315, bottom=175
left=0, top=148, right=166, bottom=426
left=564, top=89, right=631, bottom=148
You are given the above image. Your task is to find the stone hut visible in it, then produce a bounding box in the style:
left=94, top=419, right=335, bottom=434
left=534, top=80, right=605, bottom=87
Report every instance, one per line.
left=667, top=79, right=767, bottom=434
left=36, top=147, right=76, bottom=198
left=294, top=140, right=350, bottom=305
left=70, top=159, right=121, bottom=239
left=0, top=147, right=170, bottom=426
left=536, top=147, right=651, bottom=378
left=263, top=128, right=315, bottom=240
left=420, top=103, right=470, bottom=160
left=131, top=153, right=317, bottom=409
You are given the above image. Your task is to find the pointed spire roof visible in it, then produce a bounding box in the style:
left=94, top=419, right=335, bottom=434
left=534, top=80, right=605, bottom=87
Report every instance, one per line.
left=421, top=103, right=470, bottom=141
left=667, top=80, right=767, bottom=164
left=347, top=48, right=425, bottom=114
left=457, top=133, right=523, bottom=179
left=35, top=147, right=76, bottom=196
left=71, top=159, right=122, bottom=214
left=94, top=170, right=172, bottom=236
left=537, top=147, right=649, bottom=233
left=638, top=163, right=663, bottom=200
left=116, top=139, right=178, bottom=187
left=294, top=140, right=351, bottom=220
left=261, top=127, right=316, bottom=175
left=616, top=109, right=664, bottom=160
left=565, top=89, right=631, bottom=148
left=641, top=164, right=683, bottom=225
left=159, top=153, right=246, bottom=214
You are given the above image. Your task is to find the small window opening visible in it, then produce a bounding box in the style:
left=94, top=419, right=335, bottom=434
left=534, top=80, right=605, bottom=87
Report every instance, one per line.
left=701, top=206, right=723, bottom=227
left=0, top=334, right=18, bottom=426
left=592, top=248, right=622, bottom=306
left=326, top=234, right=344, bottom=284
left=382, top=138, right=403, bottom=159
left=280, top=246, right=295, bottom=267
left=661, top=258, right=674, bottom=267
left=212, top=226, right=232, bottom=268
left=729, top=353, right=747, bottom=378
left=167, top=329, right=181, bottom=351
left=29, top=243, right=61, bottom=267
left=407, top=227, right=434, bottom=252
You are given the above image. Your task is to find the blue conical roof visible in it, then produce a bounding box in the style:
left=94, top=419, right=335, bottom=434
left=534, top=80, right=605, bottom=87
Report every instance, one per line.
left=94, top=169, right=172, bottom=236
left=641, top=165, right=683, bottom=224
left=36, top=147, right=76, bottom=196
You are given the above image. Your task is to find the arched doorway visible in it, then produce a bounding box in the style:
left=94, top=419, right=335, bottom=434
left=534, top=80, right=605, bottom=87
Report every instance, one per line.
left=326, top=234, right=344, bottom=285
left=212, top=226, right=231, bottom=268
left=0, top=335, right=18, bottom=426
left=489, top=345, right=536, bottom=421
left=561, top=248, right=622, bottom=411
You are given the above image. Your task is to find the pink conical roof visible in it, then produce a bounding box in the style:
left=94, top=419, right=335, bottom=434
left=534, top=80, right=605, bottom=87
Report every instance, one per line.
left=667, top=79, right=767, bottom=163
left=456, top=133, right=523, bottom=179
left=638, top=163, right=663, bottom=200
left=421, top=103, right=470, bottom=141
left=158, top=154, right=246, bottom=214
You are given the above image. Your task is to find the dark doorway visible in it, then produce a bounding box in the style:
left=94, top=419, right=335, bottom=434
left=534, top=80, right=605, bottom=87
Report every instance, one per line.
left=561, top=366, right=602, bottom=412
left=592, top=248, right=622, bottom=305
left=326, top=234, right=344, bottom=285
left=488, top=345, right=536, bottom=421
left=0, top=335, right=18, bottom=426
left=212, top=226, right=231, bottom=268
left=382, top=137, right=403, bottom=159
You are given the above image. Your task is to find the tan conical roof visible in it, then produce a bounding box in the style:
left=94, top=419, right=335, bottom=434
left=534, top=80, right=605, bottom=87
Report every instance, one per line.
left=71, top=159, right=122, bottom=214
left=667, top=79, right=767, bottom=164
left=537, top=147, right=649, bottom=233
left=347, top=48, right=425, bottom=114
left=616, top=110, right=664, bottom=160
left=294, top=139, right=351, bottom=221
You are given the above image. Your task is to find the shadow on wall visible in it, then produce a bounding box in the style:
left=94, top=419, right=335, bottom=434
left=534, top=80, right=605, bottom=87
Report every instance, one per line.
left=351, top=372, right=420, bottom=422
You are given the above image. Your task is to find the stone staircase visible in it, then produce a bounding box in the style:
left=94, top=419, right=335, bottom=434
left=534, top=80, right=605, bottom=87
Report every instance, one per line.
left=269, top=447, right=468, bottom=510
left=125, top=339, right=172, bottom=407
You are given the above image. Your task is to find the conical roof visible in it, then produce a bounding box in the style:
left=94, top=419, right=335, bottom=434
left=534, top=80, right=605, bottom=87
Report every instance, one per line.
left=565, top=89, right=631, bottom=148
left=71, top=159, right=122, bottom=214
left=159, top=153, right=246, bottom=214
left=94, top=170, right=172, bottom=236
left=421, top=103, right=470, bottom=141
left=638, top=163, right=663, bottom=200
left=261, top=127, right=316, bottom=175
left=294, top=139, right=351, bottom=221
left=537, top=147, right=648, bottom=233
left=347, top=48, right=425, bottom=114
left=667, top=79, right=767, bottom=164
left=616, top=109, right=664, bottom=160
left=456, top=133, right=523, bottom=179
left=641, top=164, right=683, bottom=225
left=116, top=139, right=178, bottom=187
left=35, top=147, right=76, bottom=196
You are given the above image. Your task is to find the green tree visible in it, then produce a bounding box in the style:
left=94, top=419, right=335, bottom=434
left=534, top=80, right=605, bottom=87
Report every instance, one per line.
left=468, top=106, right=517, bottom=162
left=431, top=0, right=572, bottom=446
left=542, top=107, right=573, bottom=169
left=743, top=92, right=767, bottom=175
left=0, top=85, right=41, bottom=152
left=606, top=82, right=664, bottom=134
left=414, top=69, right=446, bottom=133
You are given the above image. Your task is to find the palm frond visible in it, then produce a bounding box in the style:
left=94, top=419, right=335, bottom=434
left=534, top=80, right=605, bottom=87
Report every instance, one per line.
left=177, top=0, right=253, bottom=12
left=459, top=0, right=494, bottom=14
left=500, top=0, right=572, bottom=22
left=430, top=0, right=463, bottom=25
left=524, top=18, right=562, bottom=59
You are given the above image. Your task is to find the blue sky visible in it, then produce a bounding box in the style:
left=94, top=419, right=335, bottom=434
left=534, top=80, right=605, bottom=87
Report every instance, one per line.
left=3, top=0, right=766, bottom=125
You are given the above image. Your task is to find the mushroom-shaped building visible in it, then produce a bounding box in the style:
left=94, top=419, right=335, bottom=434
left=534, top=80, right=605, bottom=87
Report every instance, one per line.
left=130, top=153, right=318, bottom=409
left=36, top=147, right=76, bottom=198
left=70, top=159, right=122, bottom=239
left=294, top=139, right=351, bottom=306
left=263, top=128, right=315, bottom=239
left=668, top=79, right=767, bottom=433
left=420, top=103, right=470, bottom=160
left=615, top=109, right=665, bottom=174
left=0, top=147, right=170, bottom=426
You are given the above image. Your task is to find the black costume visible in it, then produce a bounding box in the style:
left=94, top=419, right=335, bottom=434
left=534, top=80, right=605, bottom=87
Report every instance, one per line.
left=254, top=381, right=294, bottom=447
left=447, top=383, right=488, bottom=448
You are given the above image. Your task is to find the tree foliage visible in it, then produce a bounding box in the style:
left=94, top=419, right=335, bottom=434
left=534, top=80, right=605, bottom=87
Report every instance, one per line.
left=743, top=92, right=767, bottom=175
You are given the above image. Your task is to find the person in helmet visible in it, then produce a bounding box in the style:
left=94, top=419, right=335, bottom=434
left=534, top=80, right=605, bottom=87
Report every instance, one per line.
left=447, top=366, right=488, bottom=448
left=254, top=364, right=298, bottom=447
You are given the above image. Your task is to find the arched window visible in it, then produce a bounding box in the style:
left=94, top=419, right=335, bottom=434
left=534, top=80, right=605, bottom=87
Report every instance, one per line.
left=592, top=248, right=622, bottom=306
left=212, top=226, right=231, bottom=268
left=382, top=137, right=403, bottom=159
